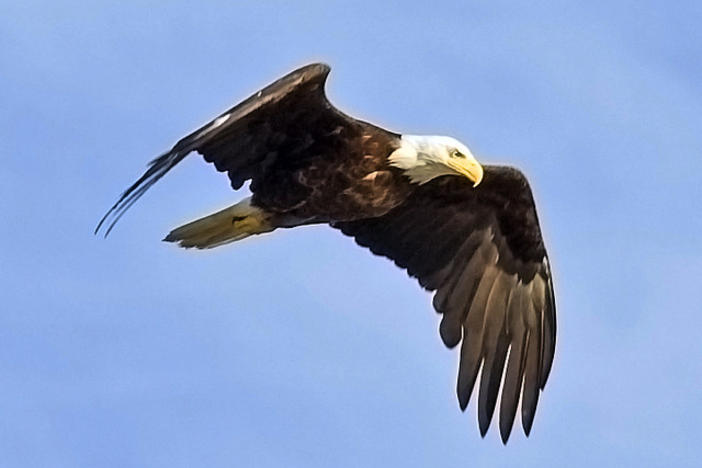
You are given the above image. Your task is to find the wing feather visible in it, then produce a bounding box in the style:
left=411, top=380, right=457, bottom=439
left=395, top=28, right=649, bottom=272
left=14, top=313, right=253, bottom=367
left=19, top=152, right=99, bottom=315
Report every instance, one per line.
left=436, top=232, right=490, bottom=347
left=540, top=277, right=557, bottom=388
left=521, top=333, right=541, bottom=436
left=499, top=286, right=529, bottom=443
left=97, top=63, right=362, bottom=235
left=478, top=272, right=516, bottom=436
left=457, top=261, right=499, bottom=410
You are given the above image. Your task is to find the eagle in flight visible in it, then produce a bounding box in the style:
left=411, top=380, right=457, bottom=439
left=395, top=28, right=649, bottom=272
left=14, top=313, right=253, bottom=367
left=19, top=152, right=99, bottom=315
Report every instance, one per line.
left=97, top=63, right=556, bottom=443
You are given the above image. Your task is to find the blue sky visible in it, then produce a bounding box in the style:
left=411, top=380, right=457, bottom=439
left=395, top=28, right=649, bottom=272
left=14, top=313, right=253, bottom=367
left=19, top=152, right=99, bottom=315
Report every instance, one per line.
left=2, top=1, right=701, bottom=466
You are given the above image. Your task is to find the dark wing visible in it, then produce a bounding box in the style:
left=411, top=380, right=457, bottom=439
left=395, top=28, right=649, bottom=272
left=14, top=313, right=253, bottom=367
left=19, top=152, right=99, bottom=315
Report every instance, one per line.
left=96, top=63, right=360, bottom=235
left=333, top=166, right=556, bottom=443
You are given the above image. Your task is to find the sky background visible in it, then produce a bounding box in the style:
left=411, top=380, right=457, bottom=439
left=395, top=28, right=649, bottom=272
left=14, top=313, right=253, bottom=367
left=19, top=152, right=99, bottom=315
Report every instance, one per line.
left=2, top=1, right=701, bottom=466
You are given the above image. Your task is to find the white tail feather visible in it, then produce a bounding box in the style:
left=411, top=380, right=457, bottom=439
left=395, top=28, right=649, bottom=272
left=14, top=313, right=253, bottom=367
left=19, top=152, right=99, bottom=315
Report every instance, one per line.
left=163, top=197, right=274, bottom=249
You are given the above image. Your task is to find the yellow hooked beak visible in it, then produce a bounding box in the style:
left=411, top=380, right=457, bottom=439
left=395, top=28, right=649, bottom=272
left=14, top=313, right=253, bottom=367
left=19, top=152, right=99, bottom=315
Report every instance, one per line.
left=447, top=156, right=484, bottom=187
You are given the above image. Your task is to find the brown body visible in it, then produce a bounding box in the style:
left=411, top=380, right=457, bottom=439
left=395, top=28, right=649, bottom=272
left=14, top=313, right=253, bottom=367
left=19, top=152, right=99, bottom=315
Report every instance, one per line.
left=254, top=129, right=411, bottom=223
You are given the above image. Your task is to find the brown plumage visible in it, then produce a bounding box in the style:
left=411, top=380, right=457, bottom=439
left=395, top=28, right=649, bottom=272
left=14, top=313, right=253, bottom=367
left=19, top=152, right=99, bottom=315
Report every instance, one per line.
left=334, top=170, right=555, bottom=442
left=97, top=63, right=556, bottom=442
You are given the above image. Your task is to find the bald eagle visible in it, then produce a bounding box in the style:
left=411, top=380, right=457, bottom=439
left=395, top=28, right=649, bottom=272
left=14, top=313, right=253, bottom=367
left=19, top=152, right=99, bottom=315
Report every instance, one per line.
left=97, top=63, right=556, bottom=443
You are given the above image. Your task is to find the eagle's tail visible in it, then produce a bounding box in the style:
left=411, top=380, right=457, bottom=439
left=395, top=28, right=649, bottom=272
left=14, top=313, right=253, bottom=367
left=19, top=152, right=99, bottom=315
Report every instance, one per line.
left=163, top=197, right=275, bottom=249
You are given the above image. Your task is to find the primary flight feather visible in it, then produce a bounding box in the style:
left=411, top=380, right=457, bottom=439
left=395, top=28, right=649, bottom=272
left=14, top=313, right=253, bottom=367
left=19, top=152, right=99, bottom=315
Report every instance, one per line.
left=97, top=63, right=556, bottom=442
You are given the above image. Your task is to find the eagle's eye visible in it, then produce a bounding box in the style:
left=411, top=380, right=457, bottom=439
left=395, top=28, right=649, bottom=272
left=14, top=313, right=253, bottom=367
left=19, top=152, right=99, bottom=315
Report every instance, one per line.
left=452, top=149, right=466, bottom=159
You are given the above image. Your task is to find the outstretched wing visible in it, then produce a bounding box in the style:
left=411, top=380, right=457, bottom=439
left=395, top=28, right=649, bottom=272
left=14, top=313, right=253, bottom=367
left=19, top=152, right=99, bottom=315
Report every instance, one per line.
left=97, top=63, right=356, bottom=235
left=333, top=166, right=556, bottom=443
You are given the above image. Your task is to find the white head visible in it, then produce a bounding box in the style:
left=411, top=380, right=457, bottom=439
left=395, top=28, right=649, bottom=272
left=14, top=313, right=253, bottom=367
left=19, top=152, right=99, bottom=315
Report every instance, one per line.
left=388, top=135, right=483, bottom=187
left=388, top=135, right=484, bottom=186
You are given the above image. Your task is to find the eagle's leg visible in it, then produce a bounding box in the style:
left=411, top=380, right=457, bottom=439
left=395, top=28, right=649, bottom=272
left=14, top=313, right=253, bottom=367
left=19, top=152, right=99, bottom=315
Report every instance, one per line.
left=163, top=197, right=275, bottom=249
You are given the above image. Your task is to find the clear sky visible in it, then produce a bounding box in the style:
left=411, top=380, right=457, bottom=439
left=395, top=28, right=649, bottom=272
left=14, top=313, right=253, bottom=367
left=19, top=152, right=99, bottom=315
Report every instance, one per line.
left=2, top=1, right=701, bottom=466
